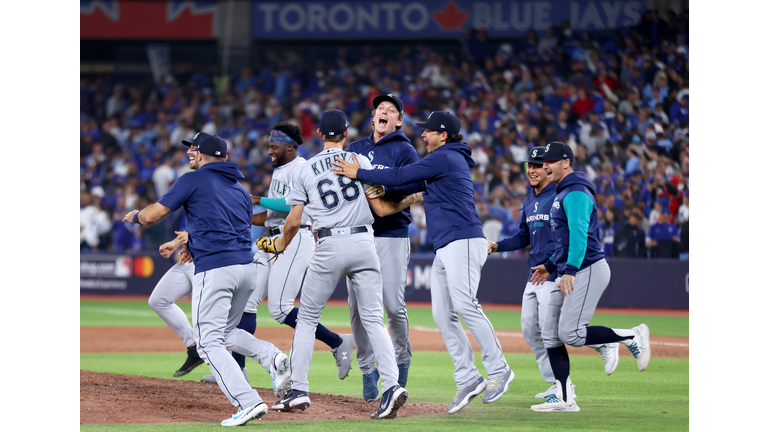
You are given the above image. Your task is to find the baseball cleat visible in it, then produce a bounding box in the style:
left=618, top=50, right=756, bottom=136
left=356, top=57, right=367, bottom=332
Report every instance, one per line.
left=531, top=396, right=581, bottom=412
left=201, top=374, right=216, bottom=383
left=332, top=334, right=355, bottom=380
left=625, top=323, right=651, bottom=371
left=270, top=353, right=291, bottom=398
left=271, top=390, right=311, bottom=412
left=531, top=379, right=579, bottom=412
left=200, top=367, right=248, bottom=384
left=173, top=344, right=204, bottom=377
left=362, top=369, right=381, bottom=402
left=397, top=361, right=410, bottom=388
left=221, top=402, right=267, bottom=426
left=535, top=383, right=557, bottom=399
left=371, top=385, right=408, bottom=419
left=482, top=368, right=514, bottom=403
left=596, top=343, right=621, bottom=375
left=447, top=376, right=487, bottom=414
left=536, top=382, right=577, bottom=399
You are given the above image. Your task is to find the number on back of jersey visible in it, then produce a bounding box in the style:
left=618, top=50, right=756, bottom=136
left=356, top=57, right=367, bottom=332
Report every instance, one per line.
left=316, top=177, right=361, bottom=210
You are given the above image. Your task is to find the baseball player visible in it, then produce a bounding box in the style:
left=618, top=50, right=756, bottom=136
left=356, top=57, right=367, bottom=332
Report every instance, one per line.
left=156, top=231, right=287, bottom=396
left=201, top=122, right=355, bottom=383
left=147, top=151, right=284, bottom=388
left=528, top=141, right=651, bottom=413
left=345, top=94, right=419, bottom=400
left=261, top=110, right=417, bottom=419
left=487, top=147, right=620, bottom=400
left=123, top=132, right=289, bottom=426
left=333, top=110, right=514, bottom=414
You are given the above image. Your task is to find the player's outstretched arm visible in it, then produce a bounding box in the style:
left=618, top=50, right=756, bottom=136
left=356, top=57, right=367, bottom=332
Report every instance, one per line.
left=123, top=202, right=172, bottom=226
left=367, top=190, right=423, bottom=217
left=159, top=231, right=188, bottom=259
left=275, top=204, right=304, bottom=251
left=251, top=211, right=267, bottom=227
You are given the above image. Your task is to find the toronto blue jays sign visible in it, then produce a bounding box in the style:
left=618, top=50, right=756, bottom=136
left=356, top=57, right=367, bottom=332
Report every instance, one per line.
left=251, top=0, right=646, bottom=39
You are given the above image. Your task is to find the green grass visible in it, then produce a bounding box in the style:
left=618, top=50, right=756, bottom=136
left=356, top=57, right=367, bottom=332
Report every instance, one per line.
left=80, top=300, right=689, bottom=338
left=81, top=351, right=688, bottom=431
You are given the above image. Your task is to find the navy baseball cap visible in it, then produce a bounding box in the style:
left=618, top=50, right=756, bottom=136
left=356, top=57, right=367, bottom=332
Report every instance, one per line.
left=373, top=93, right=404, bottom=113
left=182, top=132, right=227, bottom=157
left=526, top=146, right=547, bottom=164
left=540, top=141, right=574, bottom=163
left=319, top=109, right=349, bottom=136
left=415, top=110, right=461, bottom=135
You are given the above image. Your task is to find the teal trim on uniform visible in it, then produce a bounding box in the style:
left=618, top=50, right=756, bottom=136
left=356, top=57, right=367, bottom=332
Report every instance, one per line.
left=259, top=197, right=291, bottom=213
left=535, top=192, right=557, bottom=214
left=563, top=191, right=592, bottom=270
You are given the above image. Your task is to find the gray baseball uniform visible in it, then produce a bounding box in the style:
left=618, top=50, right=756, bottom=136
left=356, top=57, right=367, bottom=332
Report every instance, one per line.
left=148, top=261, right=196, bottom=348
left=245, top=157, right=314, bottom=322
left=285, top=147, right=399, bottom=392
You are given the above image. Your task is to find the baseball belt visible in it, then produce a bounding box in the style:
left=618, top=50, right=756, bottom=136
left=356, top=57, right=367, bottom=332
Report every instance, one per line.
left=316, top=226, right=368, bottom=239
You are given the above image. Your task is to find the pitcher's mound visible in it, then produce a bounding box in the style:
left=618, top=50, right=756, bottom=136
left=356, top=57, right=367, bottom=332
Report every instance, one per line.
left=81, top=370, right=445, bottom=424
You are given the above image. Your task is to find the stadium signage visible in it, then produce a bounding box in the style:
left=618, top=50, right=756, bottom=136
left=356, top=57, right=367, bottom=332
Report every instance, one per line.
left=251, top=0, right=646, bottom=39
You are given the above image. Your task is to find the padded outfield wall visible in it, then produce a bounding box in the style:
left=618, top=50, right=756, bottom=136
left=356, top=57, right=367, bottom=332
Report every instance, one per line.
left=80, top=253, right=689, bottom=310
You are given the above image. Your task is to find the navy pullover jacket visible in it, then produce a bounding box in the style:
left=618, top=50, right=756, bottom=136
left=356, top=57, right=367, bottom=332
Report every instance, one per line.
left=356, top=141, right=485, bottom=251
left=497, top=182, right=558, bottom=282
left=544, top=171, right=605, bottom=277
left=346, top=131, right=420, bottom=238
left=159, top=162, right=253, bottom=274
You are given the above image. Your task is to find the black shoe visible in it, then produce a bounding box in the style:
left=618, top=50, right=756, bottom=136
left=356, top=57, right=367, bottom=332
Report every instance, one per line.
left=173, top=344, right=204, bottom=377
left=371, top=385, right=408, bottom=419
left=271, top=390, right=310, bottom=412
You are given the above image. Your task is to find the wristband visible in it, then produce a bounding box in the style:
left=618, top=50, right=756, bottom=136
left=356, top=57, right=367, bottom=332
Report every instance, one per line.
left=132, top=211, right=142, bottom=225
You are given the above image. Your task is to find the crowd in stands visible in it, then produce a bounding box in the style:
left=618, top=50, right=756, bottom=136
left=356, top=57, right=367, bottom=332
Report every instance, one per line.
left=80, top=9, right=689, bottom=260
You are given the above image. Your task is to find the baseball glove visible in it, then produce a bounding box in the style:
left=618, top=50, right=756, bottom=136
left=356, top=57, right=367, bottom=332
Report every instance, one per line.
left=257, top=236, right=283, bottom=264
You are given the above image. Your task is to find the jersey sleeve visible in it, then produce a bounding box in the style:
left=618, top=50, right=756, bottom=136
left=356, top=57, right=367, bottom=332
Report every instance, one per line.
left=356, top=154, right=374, bottom=188
left=496, top=208, right=530, bottom=252
left=285, top=171, right=309, bottom=206
left=357, top=152, right=445, bottom=187
left=387, top=144, right=425, bottom=194
left=259, top=197, right=291, bottom=213
left=562, top=191, right=593, bottom=275
left=157, top=173, right=194, bottom=212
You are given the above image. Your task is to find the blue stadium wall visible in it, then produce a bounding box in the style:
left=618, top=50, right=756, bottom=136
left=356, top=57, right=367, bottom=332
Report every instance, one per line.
left=80, top=253, right=689, bottom=310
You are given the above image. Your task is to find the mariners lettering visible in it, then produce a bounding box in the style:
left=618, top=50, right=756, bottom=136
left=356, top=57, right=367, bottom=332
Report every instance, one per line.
left=271, top=179, right=289, bottom=196
left=526, top=214, right=550, bottom=223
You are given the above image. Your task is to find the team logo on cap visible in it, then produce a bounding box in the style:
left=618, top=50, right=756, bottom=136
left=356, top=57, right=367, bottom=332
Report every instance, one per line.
left=532, top=149, right=538, bottom=157
left=194, top=132, right=199, bottom=139
left=545, top=143, right=550, bottom=152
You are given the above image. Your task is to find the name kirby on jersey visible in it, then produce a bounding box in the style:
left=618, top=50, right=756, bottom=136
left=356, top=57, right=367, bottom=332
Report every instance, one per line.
left=311, top=152, right=357, bottom=177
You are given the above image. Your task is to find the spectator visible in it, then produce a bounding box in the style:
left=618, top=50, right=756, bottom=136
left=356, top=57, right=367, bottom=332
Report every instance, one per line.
left=646, top=207, right=680, bottom=259
left=151, top=155, right=176, bottom=198
left=613, top=211, right=647, bottom=258
left=572, top=87, right=595, bottom=119
left=80, top=191, right=112, bottom=251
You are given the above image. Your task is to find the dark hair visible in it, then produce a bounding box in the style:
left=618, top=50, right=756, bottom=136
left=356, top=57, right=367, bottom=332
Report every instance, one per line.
left=446, top=133, right=464, bottom=144
left=271, top=121, right=304, bottom=146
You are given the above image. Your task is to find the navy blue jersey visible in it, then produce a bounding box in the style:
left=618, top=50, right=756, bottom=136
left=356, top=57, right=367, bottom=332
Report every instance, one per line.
left=357, top=141, right=485, bottom=251
left=346, top=131, right=420, bottom=238
left=158, top=162, right=253, bottom=274
left=544, top=172, right=605, bottom=277
left=496, top=182, right=558, bottom=282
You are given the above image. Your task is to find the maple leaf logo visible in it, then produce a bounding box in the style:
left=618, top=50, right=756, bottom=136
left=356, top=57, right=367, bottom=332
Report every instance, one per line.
left=433, top=1, right=469, bottom=31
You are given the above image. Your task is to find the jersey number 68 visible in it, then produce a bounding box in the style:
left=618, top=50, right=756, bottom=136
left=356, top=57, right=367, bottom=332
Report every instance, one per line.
left=317, top=177, right=361, bottom=210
